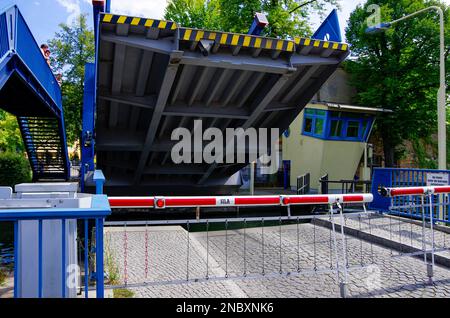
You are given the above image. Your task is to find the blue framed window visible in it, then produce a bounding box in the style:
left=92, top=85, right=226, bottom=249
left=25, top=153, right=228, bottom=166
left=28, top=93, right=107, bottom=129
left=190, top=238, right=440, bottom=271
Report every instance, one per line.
left=302, top=109, right=374, bottom=142
left=302, top=109, right=327, bottom=138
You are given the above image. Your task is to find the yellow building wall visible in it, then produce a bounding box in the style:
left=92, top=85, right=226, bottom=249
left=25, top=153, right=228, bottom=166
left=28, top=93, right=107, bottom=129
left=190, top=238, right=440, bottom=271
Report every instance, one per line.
left=282, top=105, right=366, bottom=192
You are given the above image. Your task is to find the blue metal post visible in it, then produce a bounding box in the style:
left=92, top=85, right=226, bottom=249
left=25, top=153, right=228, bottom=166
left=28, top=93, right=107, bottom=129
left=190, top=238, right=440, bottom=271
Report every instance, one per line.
left=38, top=220, right=43, bottom=298
left=95, top=218, right=104, bottom=298
left=84, top=219, right=89, bottom=298
left=13, top=221, right=18, bottom=298
left=92, top=1, right=105, bottom=42
left=61, top=219, right=66, bottom=298
left=81, top=63, right=96, bottom=192
left=283, top=160, right=290, bottom=190
left=248, top=12, right=269, bottom=36
left=105, top=0, right=111, bottom=12
left=94, top=170, right=106, bottom=194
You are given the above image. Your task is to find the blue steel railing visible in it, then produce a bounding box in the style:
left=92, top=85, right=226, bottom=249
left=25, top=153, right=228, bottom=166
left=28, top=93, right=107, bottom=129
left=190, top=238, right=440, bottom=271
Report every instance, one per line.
left=0, top=195, right=111, bottom=298
left=14, top=8, right=62, bottom=108
left=370, top=168, right=450, bottom=223
left=0, top=5, right=70, bottom=180
left=0, top=12, right=9, bottom=61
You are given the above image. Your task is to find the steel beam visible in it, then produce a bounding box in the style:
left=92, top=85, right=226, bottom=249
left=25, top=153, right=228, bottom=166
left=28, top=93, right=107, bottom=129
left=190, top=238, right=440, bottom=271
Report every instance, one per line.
left=135, top=51, right=154, bottom=96
left=188, top=67, right=209, bottom=106
left=245, top=74, right=291, bottom=128
left=181, top=51, right=295, bottom=75
left=281, top=65, right=321, bottom=103
left=101, top=33, right=174, bottom=55
left=290, top=54, right=340, bottom=66
left=109, top=44, right=126, bottom=128
left=221, top=71, right=251, bottom=107
left=204, top=68, right=232, bottom=107
left=163, top=104, right=250, bottom=119
left=98, top=92, right=157, bottom=109
left=197, top=73, right=290, bottom=185
left=236, top=72, right=265, bottom=108
left=170, top=64, right=190, bottom=105
left=133, top=52, right=182, bottom=184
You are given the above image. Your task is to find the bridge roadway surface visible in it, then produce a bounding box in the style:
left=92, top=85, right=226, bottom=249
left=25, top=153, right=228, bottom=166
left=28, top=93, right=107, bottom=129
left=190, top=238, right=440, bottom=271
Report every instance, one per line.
left=104, top=214, right=450, bottom=298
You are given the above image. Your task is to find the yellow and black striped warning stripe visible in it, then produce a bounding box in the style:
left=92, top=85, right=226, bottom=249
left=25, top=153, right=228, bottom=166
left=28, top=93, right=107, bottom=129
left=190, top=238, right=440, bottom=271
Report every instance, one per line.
left=179, top=28, right=295, bottom=53
left=100, top=13, right=348, bottom=53
left=101, top=13, right=177, bottom=31
left=294, top=37, right=348, bottom=52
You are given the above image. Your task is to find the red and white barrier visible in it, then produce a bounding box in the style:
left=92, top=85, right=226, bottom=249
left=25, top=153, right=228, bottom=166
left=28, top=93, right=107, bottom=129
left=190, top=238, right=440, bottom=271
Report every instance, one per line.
left=381, top=186, right=450, bottom=197
left=108, top=194, right=373, bottom=209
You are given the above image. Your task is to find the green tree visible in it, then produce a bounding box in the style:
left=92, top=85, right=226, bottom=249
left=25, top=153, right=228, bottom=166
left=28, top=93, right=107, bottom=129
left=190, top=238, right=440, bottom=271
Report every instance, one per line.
left=48, top=14, right=95, bottom=146
left=0, top=110, right=24, bottom=153
left=164, top=0, right=339, bottom=38
left=0, top=152, right=32, bottom=187
left=345, top=0, right=450, bottom=167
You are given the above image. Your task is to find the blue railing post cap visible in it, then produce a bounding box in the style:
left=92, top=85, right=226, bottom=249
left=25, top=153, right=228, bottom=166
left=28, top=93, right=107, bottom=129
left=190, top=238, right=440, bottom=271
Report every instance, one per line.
left=93, top=170, right=105, bottom=182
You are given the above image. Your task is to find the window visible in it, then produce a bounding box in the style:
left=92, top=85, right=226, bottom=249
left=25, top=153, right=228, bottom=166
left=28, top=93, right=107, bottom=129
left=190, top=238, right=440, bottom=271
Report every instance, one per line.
left=330, top=120, right=343, bottom=137
left=304, top=117, right=313, bottom=133
left=346, top=121, right=360, bottom=138
left=302, top=109, right=374, bottom=142
left=315, top=118, right=325, bottom=135
left=361, top=120, right=370, bottom=139
left=302, top=108, right=327, bottom=138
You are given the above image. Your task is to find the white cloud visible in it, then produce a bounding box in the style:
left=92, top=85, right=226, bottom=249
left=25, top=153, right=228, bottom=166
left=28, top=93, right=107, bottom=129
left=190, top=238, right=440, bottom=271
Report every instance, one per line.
left=109, top=0, right=168, bottom=19
left=56, top=0, right=82, bottom=24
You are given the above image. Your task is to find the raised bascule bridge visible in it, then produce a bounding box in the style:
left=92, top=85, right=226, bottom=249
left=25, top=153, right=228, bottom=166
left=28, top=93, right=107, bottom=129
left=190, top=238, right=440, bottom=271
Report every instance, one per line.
left=3, top=2, right=450, bottom=300
left=81, top=10, right=350, bottom=196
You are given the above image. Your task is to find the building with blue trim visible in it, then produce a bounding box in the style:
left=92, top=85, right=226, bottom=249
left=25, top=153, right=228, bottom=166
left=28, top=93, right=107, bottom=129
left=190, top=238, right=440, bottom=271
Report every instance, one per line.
left=282, top=68, right=392, bottom=192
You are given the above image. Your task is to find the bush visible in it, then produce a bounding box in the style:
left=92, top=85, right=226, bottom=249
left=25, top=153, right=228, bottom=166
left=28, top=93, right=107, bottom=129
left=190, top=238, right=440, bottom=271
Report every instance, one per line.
left=0, top=152, right=32, bottom=187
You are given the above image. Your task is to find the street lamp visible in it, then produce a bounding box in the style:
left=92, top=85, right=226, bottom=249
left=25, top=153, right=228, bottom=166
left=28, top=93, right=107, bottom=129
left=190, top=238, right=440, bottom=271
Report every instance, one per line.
left=366, top=6, right=447, bottom=170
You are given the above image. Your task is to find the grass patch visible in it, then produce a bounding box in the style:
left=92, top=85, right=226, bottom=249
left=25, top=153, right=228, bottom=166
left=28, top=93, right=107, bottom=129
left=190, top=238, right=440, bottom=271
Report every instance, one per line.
left=113, top=288, right=135, bottom=298
left=104, top=241, right=120, bottom=286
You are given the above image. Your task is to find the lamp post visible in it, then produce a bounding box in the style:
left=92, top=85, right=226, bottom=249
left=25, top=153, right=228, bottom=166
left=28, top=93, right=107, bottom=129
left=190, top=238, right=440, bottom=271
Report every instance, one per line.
left=366, top=6, right=447, bottom=170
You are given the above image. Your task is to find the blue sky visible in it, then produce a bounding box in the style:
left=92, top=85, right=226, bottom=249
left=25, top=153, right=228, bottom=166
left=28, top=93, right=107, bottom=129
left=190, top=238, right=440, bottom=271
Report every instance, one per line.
left=1, top=0, right=449, bottom=45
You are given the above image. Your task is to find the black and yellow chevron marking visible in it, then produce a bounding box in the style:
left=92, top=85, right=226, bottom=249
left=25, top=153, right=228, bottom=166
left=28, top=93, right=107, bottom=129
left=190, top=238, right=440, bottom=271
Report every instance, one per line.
left=294, top=37, right=348, bottom=52
left=179, top=28, right=295, bottom=53
left=101, top=13, right=177, bottom=31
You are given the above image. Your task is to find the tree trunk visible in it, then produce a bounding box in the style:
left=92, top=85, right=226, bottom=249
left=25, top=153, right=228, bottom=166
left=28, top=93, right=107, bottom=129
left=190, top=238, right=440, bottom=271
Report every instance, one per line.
left=381, top=130, right=396, bottom=167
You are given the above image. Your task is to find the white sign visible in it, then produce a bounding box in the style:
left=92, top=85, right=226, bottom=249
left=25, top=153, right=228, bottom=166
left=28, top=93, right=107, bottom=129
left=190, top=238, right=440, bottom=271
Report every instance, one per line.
left=426, top=173, right=449, bottom=186
left=216, top=197, right=235, bottom=206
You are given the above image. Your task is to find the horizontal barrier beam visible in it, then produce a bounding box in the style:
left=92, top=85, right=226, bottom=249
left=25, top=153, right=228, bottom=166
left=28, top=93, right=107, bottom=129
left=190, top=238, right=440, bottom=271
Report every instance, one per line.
left=381, top=186, right=450, bottom=197
left=108, top=194, right=373, bottom=209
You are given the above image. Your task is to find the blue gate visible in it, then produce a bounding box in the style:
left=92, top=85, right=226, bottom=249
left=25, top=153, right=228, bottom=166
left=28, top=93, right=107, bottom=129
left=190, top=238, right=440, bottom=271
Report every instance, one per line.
left=370, top=168, right=450, bottom=223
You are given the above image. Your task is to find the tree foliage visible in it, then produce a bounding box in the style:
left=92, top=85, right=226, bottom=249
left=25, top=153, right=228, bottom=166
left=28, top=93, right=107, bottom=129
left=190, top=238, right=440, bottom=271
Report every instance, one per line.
left=0, top=152, right=32, bottom=187
left=164, top=0, right=340, bottom=38
left=345, top=0, right=450, bottom=167
left=48, top=14, right=95, bottom=146
left=0, top=110, right=24, bottom=153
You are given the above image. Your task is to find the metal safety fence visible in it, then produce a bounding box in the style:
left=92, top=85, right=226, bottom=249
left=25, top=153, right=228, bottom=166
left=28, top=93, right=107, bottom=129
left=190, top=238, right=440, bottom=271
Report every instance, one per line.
left=99, top=188, right=450, bottom=298
left=379, top=185, right=450, bottom=283
left=103, top=193, right=375, bottom=298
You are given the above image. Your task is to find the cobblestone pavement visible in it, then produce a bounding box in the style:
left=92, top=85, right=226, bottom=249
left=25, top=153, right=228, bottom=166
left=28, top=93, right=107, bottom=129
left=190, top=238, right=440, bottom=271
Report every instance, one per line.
left=104, top=215, right=450, bottom=298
